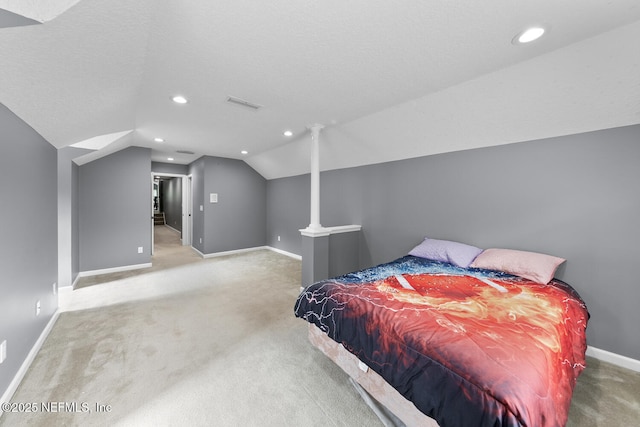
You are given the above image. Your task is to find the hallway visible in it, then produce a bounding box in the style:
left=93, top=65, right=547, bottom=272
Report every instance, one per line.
left=74, top=225, right=199, bottom=289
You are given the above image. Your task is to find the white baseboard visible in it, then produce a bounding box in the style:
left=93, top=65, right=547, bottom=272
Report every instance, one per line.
left=190, top=246, right=205, bottom=257
left=77, top=263, right=152, bottom=278
left=71, top=273, right=80, bottom=289
left=587, top=345, right=640, bottom=372
left=267, top=246, right=302, bottom=260
left=191, top=245, right=302, bottom=260
left=1, top=311, right=59, bottom=413
left=164, top=224, right=181, bottom=234
left=200, top=246, right=270, bottom=259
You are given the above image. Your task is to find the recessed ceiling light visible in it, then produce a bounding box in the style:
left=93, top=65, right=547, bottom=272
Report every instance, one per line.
left=513, top=26, right=546, bottom=44
left=154, top=137, right=164, bottom=143
left=167, top=157, right=174, bottom=161
left=172, top=95, right=188, bottom=104
left=283, top=130, right=293, bottom=137
left=240, top=150, right=248, bottom=155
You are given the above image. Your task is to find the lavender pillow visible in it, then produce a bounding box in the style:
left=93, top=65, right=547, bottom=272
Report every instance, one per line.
left=408, top=237, right=483, bottom=268
left=470, top=248, right=566, bottom=284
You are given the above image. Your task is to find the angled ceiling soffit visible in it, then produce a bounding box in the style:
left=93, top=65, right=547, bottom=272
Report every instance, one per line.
left=0, top=8, right=39, bottom=27
left=0, top=0, right=82, bottom=24
left=71, top=130, right=134, bottom=165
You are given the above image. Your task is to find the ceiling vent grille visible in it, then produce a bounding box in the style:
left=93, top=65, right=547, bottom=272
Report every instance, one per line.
left=226, top=96, right=262, bottom=111
left=176, top=150, right=195, bottom=155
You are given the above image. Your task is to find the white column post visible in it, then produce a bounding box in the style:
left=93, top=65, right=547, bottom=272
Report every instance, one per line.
left=307, top=123, right=324, bottom=231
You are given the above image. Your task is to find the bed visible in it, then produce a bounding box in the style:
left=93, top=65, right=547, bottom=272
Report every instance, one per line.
left=294, top=239, right=589, bottom=427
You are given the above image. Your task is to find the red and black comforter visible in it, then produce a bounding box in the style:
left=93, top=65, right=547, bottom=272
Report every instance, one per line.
left=294, top=256, right=589, bottom=427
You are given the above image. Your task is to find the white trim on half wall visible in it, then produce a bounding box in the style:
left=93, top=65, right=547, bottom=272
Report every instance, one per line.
left=268, top=246, right=302, bottom=260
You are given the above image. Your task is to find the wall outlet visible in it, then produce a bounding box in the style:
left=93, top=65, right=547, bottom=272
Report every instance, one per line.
left=277, top=235, right=281, bottom=242
left=53, top=282, right=57, bottom=295
left=138, top=246, right=143, bottom=254
left=35, top=300, right=41, bottom=316
left=199, top=237, right=203, bottom=244
left=0, top=340, right=6, bottom=364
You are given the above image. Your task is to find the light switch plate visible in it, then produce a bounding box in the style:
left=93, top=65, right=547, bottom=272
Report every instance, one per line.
left=210, top=193, right=218, bottom=203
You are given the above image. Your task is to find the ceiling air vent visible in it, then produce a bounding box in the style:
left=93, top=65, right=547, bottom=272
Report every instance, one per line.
left=176, top=150, right=195, bottom=155
left=226, top=96, right=262, bottom=111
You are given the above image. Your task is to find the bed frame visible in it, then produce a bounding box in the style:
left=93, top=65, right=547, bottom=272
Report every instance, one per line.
left=308, top=324, right=440, bottom=427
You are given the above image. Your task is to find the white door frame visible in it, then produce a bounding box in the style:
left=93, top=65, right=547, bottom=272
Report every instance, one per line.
left=182, top=174, right=193, bottom=246
left=151, top=175, right=156, bottom=255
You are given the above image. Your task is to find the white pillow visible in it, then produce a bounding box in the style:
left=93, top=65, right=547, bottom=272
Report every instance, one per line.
left=470, top=248, right=565, bottom=284
left=408, top=237, right=483, bottom=268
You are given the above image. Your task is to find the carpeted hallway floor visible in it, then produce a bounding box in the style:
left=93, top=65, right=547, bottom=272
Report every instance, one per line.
left=2, top=226, right=639, bottom=426
left=73, top=225, right=203, bottom=290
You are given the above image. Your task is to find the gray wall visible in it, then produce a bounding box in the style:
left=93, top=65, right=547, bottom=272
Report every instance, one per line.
left=189, top=156, right=266, bottom=254
left=266, top=174, right=310, bottom=255
left=162, top=177, right=182, bottom=232
left=152, top=161, right=189, bottom=175
left=0, top=103, right=58, bottom=396
left=266, top=124, right=640, bottom=361
left=57, top=147, right=91, bottom=288
left=78, top=147, right=152, bottom=271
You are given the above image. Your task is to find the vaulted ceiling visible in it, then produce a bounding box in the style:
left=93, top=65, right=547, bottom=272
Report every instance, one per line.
left=1, top=1, right=639, bottom=179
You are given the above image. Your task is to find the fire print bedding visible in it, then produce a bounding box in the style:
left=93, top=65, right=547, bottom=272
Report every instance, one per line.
left=294, top=255, right=589, bottom=427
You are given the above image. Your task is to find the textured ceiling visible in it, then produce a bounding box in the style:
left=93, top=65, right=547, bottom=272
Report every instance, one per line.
left=1, top=1, right=639, bottom=178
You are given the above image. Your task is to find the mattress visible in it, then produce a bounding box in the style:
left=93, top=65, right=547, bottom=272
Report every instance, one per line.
left=308, top=323, right=439, bottom=427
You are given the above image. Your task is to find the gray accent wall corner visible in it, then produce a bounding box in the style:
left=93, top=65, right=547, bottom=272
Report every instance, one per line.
left=0, top=103, right=58, bottom=397
left=78, top=146, right=152, bottom=272
left=152, top=161, right=189, bottom=176
left=162, top=177, right=182, bottom=232
left=189, top=156, right=266, bottom=255
left=266, top=174, right=310, bottom=255
left=57, top=147, right=91, bottom=288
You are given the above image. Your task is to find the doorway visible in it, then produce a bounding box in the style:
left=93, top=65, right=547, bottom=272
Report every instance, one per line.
left=150, top=172, right=193, bottom=255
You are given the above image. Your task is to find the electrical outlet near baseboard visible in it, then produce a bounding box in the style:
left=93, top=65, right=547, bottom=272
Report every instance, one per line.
left=53, top=282, right=57, bottom=295
left=36, top=300, right=41, bottom=316
left=137, top=246, right=143, bottom=254
left=0, top=340, right=6, bottom=364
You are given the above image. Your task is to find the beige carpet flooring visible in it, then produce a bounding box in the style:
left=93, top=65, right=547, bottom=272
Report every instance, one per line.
left=2, top=226, right=639, bottom=426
